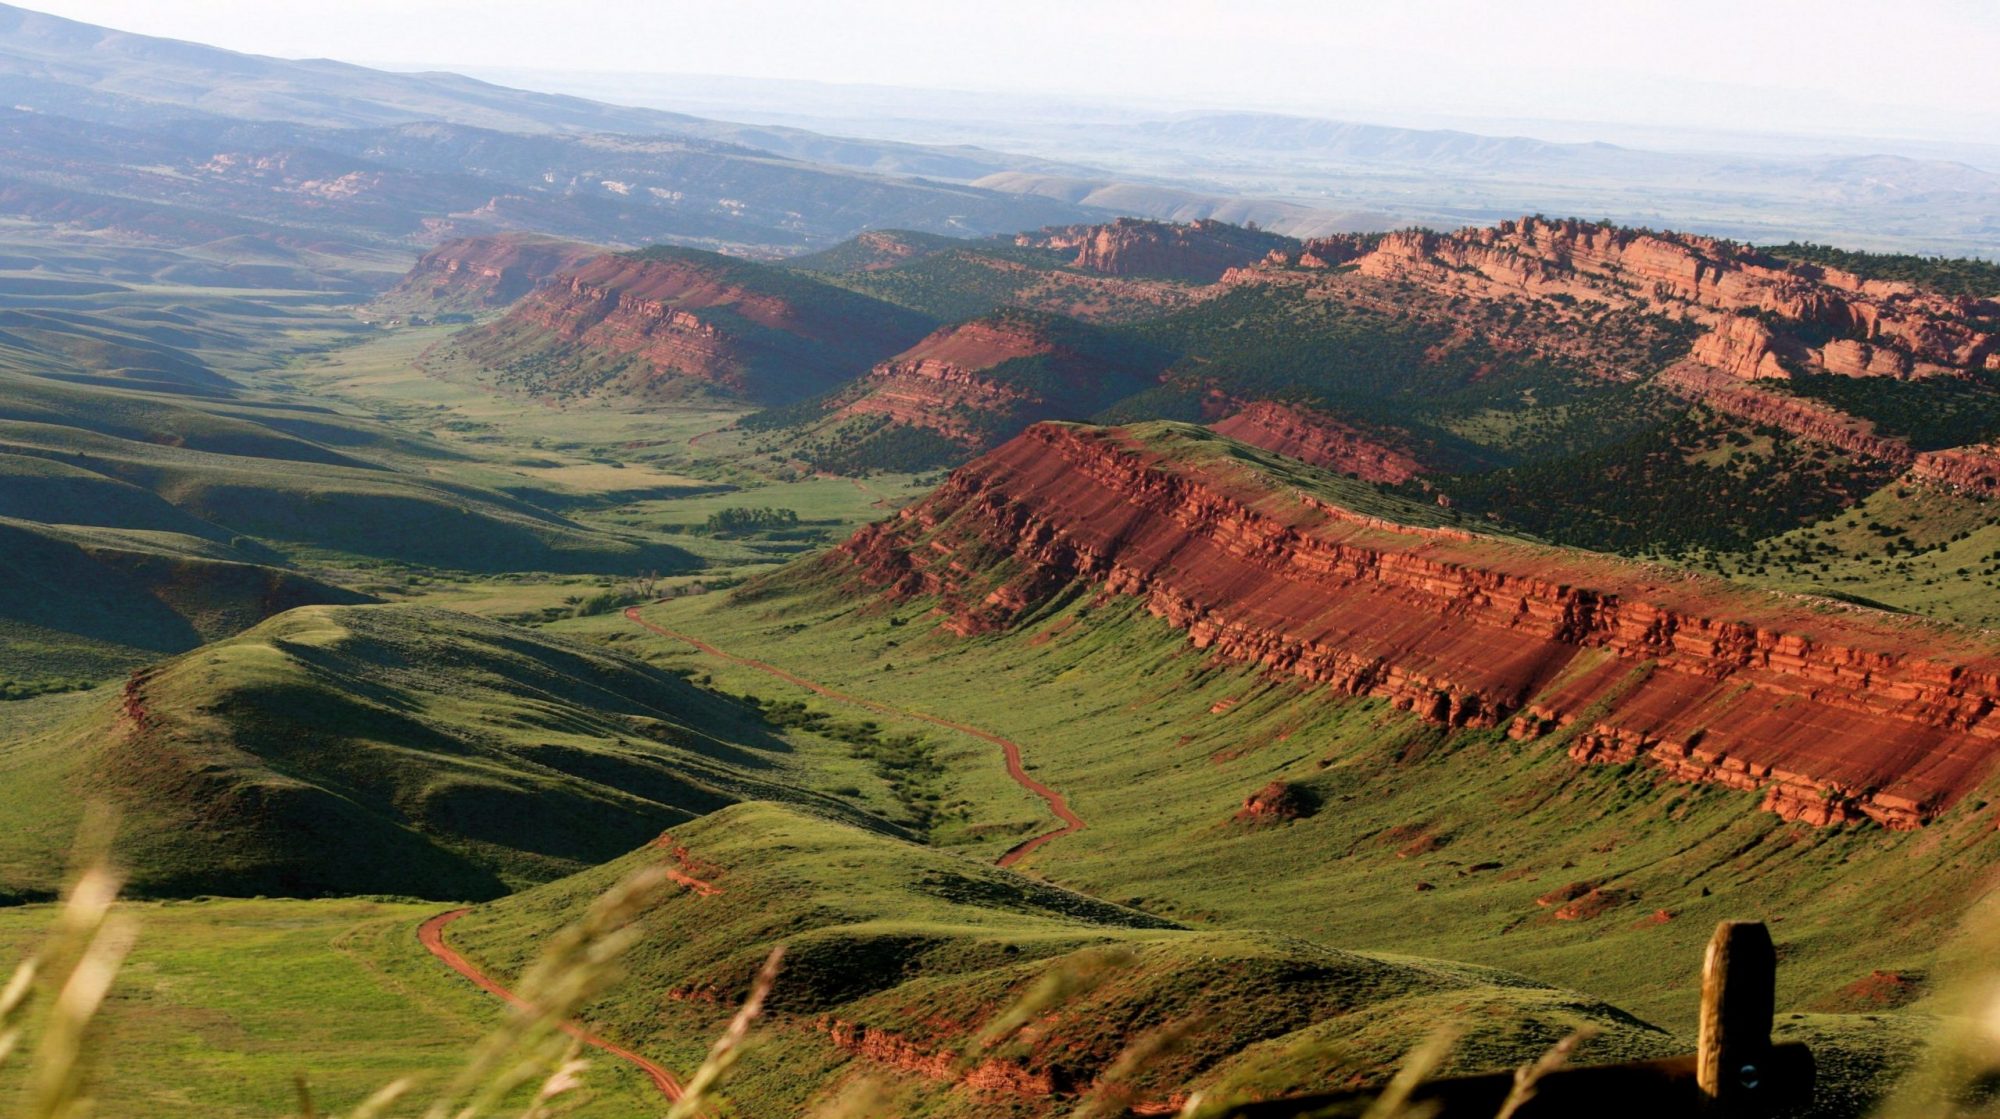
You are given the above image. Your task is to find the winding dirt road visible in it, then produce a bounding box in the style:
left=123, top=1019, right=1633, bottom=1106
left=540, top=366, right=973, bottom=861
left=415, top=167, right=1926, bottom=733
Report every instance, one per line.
left=621, top=605, right=1085, bottom=867
left=417, top=909, right=688, bottom=1104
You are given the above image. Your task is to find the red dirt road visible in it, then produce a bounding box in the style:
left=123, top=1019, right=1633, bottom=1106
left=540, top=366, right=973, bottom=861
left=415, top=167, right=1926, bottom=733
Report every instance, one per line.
left=622, top=606, right=1085, bottom=867
left=417, top=909, right=688, bottom=1103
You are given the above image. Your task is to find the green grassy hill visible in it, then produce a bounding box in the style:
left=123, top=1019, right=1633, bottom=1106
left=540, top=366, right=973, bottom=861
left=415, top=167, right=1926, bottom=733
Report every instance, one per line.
left=0, top=516, right=371, bottom=683
left=446, top=801, right=1680, bottom=1116
left=0, top=604, right=888, bottom=901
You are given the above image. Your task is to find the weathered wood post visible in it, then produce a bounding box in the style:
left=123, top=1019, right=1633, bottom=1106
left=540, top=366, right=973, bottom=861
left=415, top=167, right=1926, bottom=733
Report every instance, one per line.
left=1697, top=920, right=1778, bottom=1116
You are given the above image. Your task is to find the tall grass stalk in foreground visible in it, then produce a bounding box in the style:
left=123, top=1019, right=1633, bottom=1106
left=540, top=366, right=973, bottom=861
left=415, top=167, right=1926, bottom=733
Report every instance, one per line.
left=0, top=810, right=135, bottom=1119
left=663, top=944, right=783, bottom=1119
left=416, top=865, right=670, bottom=1119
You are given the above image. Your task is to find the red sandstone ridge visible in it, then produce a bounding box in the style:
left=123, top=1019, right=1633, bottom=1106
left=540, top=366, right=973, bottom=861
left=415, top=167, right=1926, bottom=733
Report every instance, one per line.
left=380, top=233, right=599, bottom=313
left=1254, top=216, right=1996, bottom=384
left=830, top=421, right=2000, bottom=830
left=1655, top=364, right=1916, bottom=466
left=1211, top=401, right=1430, bottom=483
left=1014, top=217, right=1296, bottom=283
left=823, top=310, right=1162, bottom=450
left=453, top=246, right=932, bottom=404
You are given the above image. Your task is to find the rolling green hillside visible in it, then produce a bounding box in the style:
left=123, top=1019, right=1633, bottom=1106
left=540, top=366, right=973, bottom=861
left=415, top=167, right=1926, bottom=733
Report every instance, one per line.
left=446, top=801, right=1681, bottom=1116
left=0, top=516, right=370, bottom=683
left=0, top=604, right=895, bottom=901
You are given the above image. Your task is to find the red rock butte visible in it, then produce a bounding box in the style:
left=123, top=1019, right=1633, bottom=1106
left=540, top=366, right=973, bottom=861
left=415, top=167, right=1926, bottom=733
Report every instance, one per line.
left=834, top=421, right=2000, bottom=830
left=457, top=246, right=928, bottom=402
left=385, top=232, right=599, bottom=310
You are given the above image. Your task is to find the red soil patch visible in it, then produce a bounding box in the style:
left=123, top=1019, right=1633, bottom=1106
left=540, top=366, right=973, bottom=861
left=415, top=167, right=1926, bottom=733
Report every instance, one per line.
left=1832, top=970, right=1923, bottom=1010
left=648, top=833, right=725, bottom=897
left=1231, top=780, right=1313, bottom=825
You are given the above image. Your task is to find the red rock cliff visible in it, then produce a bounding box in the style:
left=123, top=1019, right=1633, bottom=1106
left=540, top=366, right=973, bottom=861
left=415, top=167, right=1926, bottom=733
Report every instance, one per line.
left=830, top=312, right=1158, bottom=448
left=1210, top=401, right=1429, bottom=483
left=1015, top=217, right=1295, bottom=282
left=383, top=233, right=599, bottom=312
left=457, top=248, right=930, bottom=402
left=835, top=423, right=2000, bottom=829
left=1264, top=217, right=1995, bottom=384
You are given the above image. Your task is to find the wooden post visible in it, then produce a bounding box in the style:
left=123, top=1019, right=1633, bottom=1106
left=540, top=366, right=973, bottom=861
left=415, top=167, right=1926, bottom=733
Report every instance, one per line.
left=1697, top=920, right=1778, bottom=1116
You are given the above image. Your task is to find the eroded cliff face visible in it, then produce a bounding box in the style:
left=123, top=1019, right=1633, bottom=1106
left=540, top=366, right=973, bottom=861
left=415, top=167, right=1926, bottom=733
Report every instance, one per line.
left=1265, top=217, right=1997, bottom=385
left=1912, top=444, right=2000, bottom=496
left=456, top=249, right=930, bottom=403
left=1015, top=217, right=1296, bottom=282
left=831, top=317, right=1062, bottom=442
left=382, top=233, right=599, bottom=312
left=1210, top=401, right=1428, bottom=483
left=828, top=313, right=1159, bottom=449
left=836, top=423, right=2000, bottom=829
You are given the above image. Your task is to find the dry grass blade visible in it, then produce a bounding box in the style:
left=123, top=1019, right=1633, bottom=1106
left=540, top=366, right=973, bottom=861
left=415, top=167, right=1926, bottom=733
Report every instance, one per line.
left=1071, top=1018, right=1193, bottom=1119
left=421, top=865, right=668, bottom=1119
left=1493, top=1027, right=1599, bottom=1119
left=805, top=1077, right=896, bottom=1119
left=0, top=957, right=38, bottom=1069
left=966, top=947, right=1136, bottom=1070
left=664, top=944, right=786, bottom=1119
left=297, top=1071, right=319, bottom=1119
left=1357, top=1027, right=1458, bottom=1119
left=342, top=1078, right=414, bottom=1119
left=516, top=1050, right=590, bottom=1119
left=17, top=807, right=135, bottom=1119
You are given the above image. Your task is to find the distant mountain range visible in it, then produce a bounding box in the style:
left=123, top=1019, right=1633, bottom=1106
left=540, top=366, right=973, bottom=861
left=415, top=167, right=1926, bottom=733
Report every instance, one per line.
left=0, top=3, right=1117, bottom=264
left=5, top=2, right=1992, bottom=261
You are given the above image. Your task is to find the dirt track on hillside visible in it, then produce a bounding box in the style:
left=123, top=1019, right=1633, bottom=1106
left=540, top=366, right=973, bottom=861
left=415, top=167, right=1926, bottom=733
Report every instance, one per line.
left=417, top=909, right=689, bottom=1103
left=622, top=605, right=1085, bottom=866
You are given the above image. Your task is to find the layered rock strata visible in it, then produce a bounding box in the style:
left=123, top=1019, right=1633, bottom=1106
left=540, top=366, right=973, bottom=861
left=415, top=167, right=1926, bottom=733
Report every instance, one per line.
left=384, top=233, right=598, bottom=311
left=1210, top=401, right=1429, bottom=483
left=1267, top=217, right=1996, bottom=383
left=836, top=423, right=2000, bottom=829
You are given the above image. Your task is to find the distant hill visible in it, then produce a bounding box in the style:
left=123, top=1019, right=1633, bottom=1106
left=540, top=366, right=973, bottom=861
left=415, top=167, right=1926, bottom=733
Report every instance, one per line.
left=444, top=246, right=936, bottom=405
left=374, top=233, right=601, bottom=314
left=0, top=3, right=1115, bottom=262
left=748, top=309, right=1170, bottom=472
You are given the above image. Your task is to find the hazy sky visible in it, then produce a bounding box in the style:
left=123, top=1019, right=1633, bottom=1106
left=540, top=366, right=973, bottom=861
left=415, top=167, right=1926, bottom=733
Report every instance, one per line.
left=21, top=0, right=2000, bottom=142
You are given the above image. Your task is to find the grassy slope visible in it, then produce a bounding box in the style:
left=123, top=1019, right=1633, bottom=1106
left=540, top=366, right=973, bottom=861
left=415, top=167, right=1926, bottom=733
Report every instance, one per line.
left=0, top=898, right=657, bottom=1118
left=0, top=603, right=901, bottom=901
left=448, top=802, right=1680, bottom=1117
left=622, top=578, right=2000, bottom=1018
left=0, top=514, right=373, bottom=681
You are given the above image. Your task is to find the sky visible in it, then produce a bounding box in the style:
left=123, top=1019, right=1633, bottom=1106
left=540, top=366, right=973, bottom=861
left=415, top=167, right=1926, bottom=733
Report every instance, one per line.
left=19, top=0, right=2000, bottom=143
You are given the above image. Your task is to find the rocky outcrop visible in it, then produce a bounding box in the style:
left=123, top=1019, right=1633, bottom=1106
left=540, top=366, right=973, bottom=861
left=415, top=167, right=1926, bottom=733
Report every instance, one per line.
left=1261, top=216, right=1995, bottom=384
left=1911, top=444, right=2000, bottom=496
left=831, top=316, right=1061, bottom=442
left=824, top=311, right=1160, bottom=450
left=1210, top=401, right=1429, bottom=483
left=1687, top=315, right=1796, bottom=382
left=1015, top=218, right=1296, bottom=282
left=380, top=233, right=599, bottom=312
left=1656, top=364, right=1916, bottom=465
left=834, top=422, right=2000, bottom=830
left=819, top=1018, right=1056, bottom=1095
left=454, top=247, right=931, bottom=404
